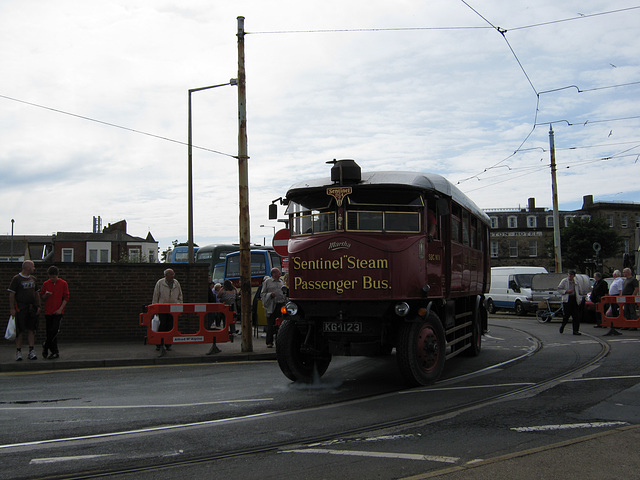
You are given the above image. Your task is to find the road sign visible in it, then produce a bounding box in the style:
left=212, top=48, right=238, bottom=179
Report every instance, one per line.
left=272, top=228, right=290, bottom=257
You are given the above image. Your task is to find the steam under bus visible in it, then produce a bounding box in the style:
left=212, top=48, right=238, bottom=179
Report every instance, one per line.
left=272, top=159, right=490, bottom=386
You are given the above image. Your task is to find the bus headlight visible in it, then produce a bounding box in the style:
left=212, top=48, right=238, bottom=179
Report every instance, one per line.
left=395, top=302, right=410, bottom=317
left=284, top=301, right=298, bottom=316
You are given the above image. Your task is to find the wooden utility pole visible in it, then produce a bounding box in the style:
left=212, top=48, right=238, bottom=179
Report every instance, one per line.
left=549, top=125, right=563, bottom=273
left=237, top=16, right=253, bottom=351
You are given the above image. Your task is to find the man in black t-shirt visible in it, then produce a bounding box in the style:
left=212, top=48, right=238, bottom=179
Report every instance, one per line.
left=8, top=260, right=41, bottom=361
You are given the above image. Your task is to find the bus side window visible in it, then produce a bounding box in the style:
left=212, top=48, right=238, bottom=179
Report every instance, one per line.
left=451, top=204, right=462, bottom=243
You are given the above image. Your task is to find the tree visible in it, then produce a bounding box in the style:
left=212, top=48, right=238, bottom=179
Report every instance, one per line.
left=160, top=240, right=179, bottom=263
left=560, top=217, right=622, bottom=273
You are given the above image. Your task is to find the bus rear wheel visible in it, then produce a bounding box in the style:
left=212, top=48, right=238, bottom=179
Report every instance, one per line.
left=397, top=312, right=446, bottom=386
left=276, top=319, right=331, bottom=383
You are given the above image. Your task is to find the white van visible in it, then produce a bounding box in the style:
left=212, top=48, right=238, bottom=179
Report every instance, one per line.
left=486, top=266, right=549, bottom=315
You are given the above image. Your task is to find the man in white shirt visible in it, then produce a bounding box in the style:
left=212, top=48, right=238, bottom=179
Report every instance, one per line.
left=557, top=270, right=584, bottom=335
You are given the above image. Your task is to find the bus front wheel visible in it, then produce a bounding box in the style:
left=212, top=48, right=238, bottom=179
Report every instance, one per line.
left=276, top=319, right=331, bottom=383
left=397, top=312, right=446, bottom=386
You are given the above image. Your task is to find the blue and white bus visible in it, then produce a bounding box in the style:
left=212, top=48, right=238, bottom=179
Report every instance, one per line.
left=169, top=245, right=199, bottom=263
left=195, top=243, right=272, bottom=277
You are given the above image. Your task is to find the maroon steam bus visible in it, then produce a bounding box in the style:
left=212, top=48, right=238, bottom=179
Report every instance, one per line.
left=271, top=159, right=490, bottom=386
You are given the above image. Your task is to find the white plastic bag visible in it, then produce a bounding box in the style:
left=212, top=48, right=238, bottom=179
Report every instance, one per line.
left=151, top=315, right=160, bottom=332
left=5, top=315, right=16, bottom=341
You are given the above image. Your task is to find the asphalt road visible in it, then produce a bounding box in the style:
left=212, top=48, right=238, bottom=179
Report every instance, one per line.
left=1, top=316, right=638, bottom=480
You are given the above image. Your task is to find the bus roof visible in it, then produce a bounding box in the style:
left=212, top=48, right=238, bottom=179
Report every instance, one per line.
left=197, top=243, right=269, bottom=252
left=287, top=170, right=490, bottom=225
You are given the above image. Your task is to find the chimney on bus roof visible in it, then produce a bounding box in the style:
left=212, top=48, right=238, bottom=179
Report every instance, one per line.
left=329, top=159, right=361, bottom=185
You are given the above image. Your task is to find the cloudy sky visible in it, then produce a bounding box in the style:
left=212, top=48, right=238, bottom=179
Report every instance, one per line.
left=1, top=0, right=639, bottom=255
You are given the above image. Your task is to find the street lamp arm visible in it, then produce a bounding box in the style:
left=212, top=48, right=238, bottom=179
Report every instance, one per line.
left=187, top=78, right=238, bottom=265
left=189, top=79, right=238, bottom=94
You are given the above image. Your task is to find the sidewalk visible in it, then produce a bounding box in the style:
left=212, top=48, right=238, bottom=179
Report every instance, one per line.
left=412, top=424, right=640, bottom=479
left=0, top=334, right=276, bottom=373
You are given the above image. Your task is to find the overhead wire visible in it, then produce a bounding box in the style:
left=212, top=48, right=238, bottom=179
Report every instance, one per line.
left=1, top=4, right=638, bottom=174
left=455, top=2, right=640, bottom=187
left=0, top=93, right=238, bottom=159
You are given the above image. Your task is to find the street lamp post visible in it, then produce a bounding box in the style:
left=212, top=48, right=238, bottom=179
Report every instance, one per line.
left=260, top=224, right=276, bottom=235
left=187, top=79, right=237, bottom=263
left=10, top=219, right=14, bottom=262
left=260, top=225, right=276, bottom=246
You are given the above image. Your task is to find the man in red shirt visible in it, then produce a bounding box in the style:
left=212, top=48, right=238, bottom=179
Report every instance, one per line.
left=40, top=266, right=70, bottom=359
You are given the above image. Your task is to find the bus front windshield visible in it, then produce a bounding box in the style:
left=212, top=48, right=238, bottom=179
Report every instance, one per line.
left=287, top=188, right=424, bottom=236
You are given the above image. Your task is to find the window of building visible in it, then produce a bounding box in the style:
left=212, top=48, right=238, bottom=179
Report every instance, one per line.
left=100, top=249, right=109, bottom=262
left=621, top=215, right=628, bottom=228
left=624, top=239, right=630, bottom=254
left=581, top=215, right=591, bottom=221
left=509, top=240, right=518, bottom=257
left=62, top=248, right=74, bottom=263
left=607, top=214, right=614, bottom=227
left=507, top=216, right=517, bottom=229
left=636, top=215, right=640, bottom=228
left=529, top=240, right=538, bottom=257
left=490, top=240, right=499, bottom=258
left=564, top=215, right=576, bottom=227
left=546, top=216, right=554, bottom=227
left=89, top=249, right=98, bottom=263
left=490, top=216, right=499, bottom=229
left=129, top=248, right=141, bottom=262
left=148, top=251, right=155, bottom=263
left=527, top=216, right=537, bottom=228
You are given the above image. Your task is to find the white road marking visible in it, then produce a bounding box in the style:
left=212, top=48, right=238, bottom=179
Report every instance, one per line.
left=0, top=411, right=276, bottom=450
left=562, top=375, right=640, bottom=382
left=309, top=434, right=420, bottom=447
left=511, top=421, right=629, bottom=432
left=30, top=454, right=113, bottom=464
left=281, top=448, right=459, bottom=463
left=0, top=398, right=273, bottom=411
left=483, top=334, right=504, bottom=341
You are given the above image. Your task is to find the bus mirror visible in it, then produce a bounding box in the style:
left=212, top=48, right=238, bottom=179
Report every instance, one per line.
left=269, top=203, right=277, bottom=219
left=436, top=198, right=449, bottom=215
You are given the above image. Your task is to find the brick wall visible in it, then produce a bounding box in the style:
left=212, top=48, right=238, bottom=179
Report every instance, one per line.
left=0, top=263, right=209, bottom=343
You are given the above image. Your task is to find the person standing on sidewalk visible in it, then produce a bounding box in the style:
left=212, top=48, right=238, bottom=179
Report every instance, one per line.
left=590, top=272, right=609, bottom=328
left=557, top=270, right=584, bottom=335
left=152, top=268, right=183, bottom=350
left=40, top=266, right=69, bottom=359
left=261, top=268, right=287, bottom=348
left=621, top=267, right=639, bottom=324
left=8, top=260, right=41, bottom=361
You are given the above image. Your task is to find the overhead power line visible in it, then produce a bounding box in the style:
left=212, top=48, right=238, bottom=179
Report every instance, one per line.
left=0, top=93, right=237, bottom=159
left=455, top=1, right=640, bottom=186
